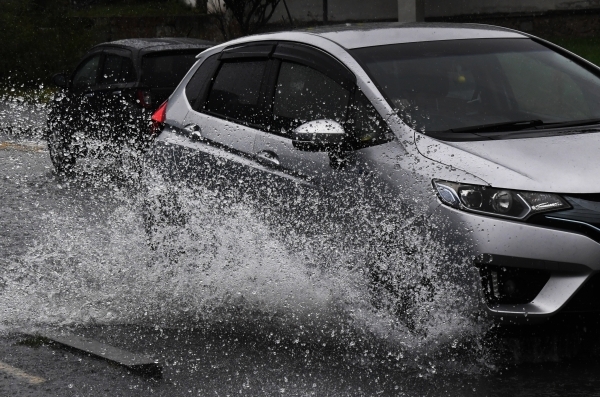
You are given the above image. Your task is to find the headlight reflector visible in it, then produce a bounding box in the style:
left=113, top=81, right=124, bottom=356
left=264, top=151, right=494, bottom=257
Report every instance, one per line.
left=491, top=190, right=513, bottom=214
left=433, top=180, right=570, bottom=220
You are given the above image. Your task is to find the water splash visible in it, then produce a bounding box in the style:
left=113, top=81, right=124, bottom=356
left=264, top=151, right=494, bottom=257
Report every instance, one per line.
left=0, top=88, right=491, bottom=374
left=0, top=162, right=489, bottom=373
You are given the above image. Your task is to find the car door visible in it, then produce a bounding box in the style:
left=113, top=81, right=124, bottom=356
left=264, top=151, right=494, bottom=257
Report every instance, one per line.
left=169, top=43, right=274, bottom=197
left=252, top=42, right=397, bottom=253
left=253, top=43, right=354, bottom=185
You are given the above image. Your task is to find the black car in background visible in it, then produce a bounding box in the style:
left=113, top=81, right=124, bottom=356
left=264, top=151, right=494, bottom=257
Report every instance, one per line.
left=46, top=37, right=213, bottom=174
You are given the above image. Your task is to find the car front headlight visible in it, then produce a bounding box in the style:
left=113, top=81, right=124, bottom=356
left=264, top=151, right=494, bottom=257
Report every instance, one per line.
left=433, top=180, right=570, bottom=220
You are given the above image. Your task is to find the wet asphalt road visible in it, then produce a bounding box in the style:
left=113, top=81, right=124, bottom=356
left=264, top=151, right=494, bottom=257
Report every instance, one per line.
left=3, top=103, right=600, bottom=395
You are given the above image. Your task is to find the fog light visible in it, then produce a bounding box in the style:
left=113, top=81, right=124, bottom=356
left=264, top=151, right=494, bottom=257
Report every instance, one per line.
left=478, top=265, right=550, bottom=305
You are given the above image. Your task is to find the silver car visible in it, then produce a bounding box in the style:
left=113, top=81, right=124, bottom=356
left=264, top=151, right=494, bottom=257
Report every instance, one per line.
left=147, top=22, right=600, bottom=323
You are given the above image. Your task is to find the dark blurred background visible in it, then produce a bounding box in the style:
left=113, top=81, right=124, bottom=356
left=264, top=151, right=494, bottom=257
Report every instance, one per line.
left=0, top=0, right=210, bottom=89
left=3, top=0, right=600, bottom=89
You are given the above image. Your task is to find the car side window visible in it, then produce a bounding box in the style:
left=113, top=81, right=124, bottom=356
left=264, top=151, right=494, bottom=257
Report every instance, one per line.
left=346, top=90, right=395, bottom=148
left=72, top=54, right=101, bottom=90
left=186, top=53, right=220, bottom=110
left=101, top=54, right=135, bottom=85
left=205, top=60, right=268, bottom=126
left=272, top=62, right=351, bottom=133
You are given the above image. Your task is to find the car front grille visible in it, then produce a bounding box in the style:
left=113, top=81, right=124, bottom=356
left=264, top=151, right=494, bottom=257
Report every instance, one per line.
left=528, top=194, right=600, bottom=243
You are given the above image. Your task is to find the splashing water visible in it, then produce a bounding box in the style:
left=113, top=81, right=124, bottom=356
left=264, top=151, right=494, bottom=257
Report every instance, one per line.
left=1, top=166, right=488, bottom=368
left=0, top=90, right=492, bottom=377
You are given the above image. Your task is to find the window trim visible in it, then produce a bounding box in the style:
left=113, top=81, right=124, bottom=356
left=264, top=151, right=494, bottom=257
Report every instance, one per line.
left=271, top=42, right=356, bottom=91
left=220, top=42, right=277, bottom=60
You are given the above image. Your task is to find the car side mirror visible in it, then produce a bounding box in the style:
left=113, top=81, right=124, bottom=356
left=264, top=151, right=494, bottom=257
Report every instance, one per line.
left=291, top=119, right=345, bottom=152
left=51, top=73, right=68, bottom=89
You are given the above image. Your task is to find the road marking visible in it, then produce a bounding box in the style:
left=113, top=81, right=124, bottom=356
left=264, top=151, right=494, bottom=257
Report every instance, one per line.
left=38, top=333, right=162, bottom=378
left=0, top=142, right=46, bottom=152
left=0, top=360, right=45, bottom=385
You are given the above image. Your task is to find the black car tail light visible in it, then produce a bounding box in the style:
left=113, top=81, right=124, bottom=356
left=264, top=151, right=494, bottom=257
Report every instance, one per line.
left=136, top=89, right=153, bottom=109
left=150, top=100, right=167, bottom=135
left=478, top=265, right=550, bottom=305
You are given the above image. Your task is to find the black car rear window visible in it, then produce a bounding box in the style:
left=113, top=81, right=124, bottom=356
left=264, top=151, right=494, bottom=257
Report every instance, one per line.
left=101, top=54, right=136, bottom=85
left=141, top=51, right=199, bottom=88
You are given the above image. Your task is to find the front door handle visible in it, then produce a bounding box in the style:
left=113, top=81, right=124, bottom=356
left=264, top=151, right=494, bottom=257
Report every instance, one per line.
left=183, top=123, right=203, bottom=141
left=255, top=150, right=280, bottom=167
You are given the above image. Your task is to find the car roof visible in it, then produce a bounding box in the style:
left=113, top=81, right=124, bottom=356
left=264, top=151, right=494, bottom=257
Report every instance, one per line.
left=230, top=22, right=530, bottom=49
left=93, top=37, right=214, bottom=53
left=296, top=22, right=528, bottom=49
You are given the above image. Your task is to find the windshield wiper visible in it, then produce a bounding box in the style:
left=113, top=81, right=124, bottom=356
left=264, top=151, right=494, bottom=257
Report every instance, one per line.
left=450, top=118, right=600, bottom=134
left=450, top=120, right=544, bottom=133
left=532, top=118, right=600, bottom=130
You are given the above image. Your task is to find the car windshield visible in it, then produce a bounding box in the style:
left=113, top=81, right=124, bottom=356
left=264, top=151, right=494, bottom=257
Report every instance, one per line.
left=141, top=51, right=199, bottom=88
left=351, top=38, right=600, bottom=134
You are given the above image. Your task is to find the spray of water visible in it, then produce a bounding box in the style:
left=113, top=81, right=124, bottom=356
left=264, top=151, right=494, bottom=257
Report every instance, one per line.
left=2, top=170, right=487, bottom=361
left=0, top=88, right=492, bottom=376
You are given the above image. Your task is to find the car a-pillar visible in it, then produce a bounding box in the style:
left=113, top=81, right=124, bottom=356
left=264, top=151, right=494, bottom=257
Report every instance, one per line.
left=398, top=0, right=425, bottom=22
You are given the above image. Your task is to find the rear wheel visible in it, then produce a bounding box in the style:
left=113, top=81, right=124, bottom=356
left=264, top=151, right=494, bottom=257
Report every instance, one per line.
left=46, top=128, right=76, bottom=175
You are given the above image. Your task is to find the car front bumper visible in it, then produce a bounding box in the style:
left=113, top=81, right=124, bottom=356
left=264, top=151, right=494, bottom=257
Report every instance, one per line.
left=433, top=203, right=600, bottom=322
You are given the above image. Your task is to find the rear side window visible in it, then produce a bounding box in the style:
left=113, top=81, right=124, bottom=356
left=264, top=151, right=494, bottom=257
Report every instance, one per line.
left=205, top=60, right=268, bottom=125
left=273, top=61, right=351, bottom=133
left=185, top=53, right=220, bottom=110
left=142, top=52, right=198, bottom=88
left=101, top=54, right=135, bottom=85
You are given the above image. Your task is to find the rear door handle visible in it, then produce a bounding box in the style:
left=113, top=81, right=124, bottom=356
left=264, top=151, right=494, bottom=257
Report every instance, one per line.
left=255, top=150, right=280, bottom=167
left=183, top=123, right=203, bottom=141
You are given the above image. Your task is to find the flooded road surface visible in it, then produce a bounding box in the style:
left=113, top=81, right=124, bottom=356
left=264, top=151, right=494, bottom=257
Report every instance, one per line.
left=2, top=102, right=600, bottom=396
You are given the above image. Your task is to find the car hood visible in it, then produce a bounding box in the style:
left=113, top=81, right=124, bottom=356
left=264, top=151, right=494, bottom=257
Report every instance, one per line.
left=415, top=131, right=600, bottom=194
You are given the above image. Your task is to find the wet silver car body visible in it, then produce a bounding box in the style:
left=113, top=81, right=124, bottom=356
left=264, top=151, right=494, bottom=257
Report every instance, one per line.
left=149, top=23, right=600, bottom=323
